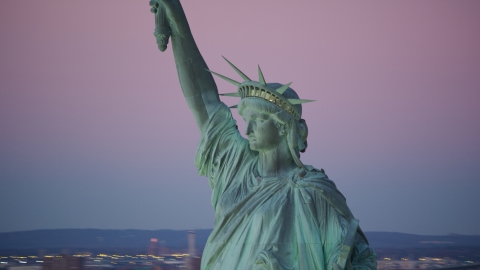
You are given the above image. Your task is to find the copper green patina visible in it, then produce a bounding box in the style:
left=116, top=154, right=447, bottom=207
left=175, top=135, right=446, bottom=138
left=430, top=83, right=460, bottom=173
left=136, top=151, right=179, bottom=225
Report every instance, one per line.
left=149, top=1, right=378, bottom=269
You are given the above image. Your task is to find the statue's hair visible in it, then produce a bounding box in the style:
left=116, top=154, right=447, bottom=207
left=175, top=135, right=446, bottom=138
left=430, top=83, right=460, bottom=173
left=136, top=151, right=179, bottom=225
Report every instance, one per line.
left=238, top=83, right=308, bottom=153
left=238, top=98, right=292, bottom=125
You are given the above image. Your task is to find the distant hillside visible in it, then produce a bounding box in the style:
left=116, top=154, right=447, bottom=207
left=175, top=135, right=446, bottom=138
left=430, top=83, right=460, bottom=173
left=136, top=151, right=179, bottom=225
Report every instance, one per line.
left=365, top=232, right=480, bottom=248
left=1, top=229, right=479, bottom=250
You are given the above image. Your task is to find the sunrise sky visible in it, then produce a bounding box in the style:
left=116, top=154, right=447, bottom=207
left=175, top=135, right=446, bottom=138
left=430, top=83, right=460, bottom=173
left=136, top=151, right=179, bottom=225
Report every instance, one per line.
left=1, top=0, right=479, bottom=235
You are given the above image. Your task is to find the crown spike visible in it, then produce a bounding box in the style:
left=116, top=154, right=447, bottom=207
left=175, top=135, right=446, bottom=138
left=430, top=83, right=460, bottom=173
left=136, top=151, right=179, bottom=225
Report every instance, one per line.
left=288, top=99, right=315, bottom=105
left=222, top=56, right=251, bottom=82
left=275, top=82, right=293, bottom=95
left=229, top=104, right=238, bottom=109
left=206, top=69, right=240, bottom=86
left=219, top=92, right=241, bottom=97
left=258, top=65, right=266, bottom=85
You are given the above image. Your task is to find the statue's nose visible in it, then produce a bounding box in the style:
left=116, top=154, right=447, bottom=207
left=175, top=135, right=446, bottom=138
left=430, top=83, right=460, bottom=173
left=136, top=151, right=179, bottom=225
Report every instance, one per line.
left=245, top=120, right=253, bottom=135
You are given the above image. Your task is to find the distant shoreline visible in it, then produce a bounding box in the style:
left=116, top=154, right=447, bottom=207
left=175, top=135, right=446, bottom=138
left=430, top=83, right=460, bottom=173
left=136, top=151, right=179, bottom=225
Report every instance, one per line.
left=1, top=229, right=479, bottom=250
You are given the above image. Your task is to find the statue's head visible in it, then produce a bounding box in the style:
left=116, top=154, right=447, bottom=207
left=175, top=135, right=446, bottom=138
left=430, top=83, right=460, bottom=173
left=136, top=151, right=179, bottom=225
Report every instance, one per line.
left=208, top=57, right=314, bottom=168
left=238, top=83, right=308, bottom=152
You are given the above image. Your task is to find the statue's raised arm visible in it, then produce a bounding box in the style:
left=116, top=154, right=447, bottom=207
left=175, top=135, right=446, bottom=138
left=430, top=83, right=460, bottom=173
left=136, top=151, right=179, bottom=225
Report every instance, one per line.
left=150, top=0, right=221, bottom=131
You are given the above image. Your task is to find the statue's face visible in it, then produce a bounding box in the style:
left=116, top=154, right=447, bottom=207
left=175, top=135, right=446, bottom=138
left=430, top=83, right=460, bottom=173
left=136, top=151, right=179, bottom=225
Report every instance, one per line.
left=241, top=107, right=283, bottom=152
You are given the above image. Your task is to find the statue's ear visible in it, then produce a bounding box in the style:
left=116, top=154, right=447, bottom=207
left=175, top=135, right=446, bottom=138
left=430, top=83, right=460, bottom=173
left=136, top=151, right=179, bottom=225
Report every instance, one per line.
left=278, top=123, right=289, bottom=136
left=297, top=119, right=308, bottom=152
left=298, top=119, right=308, bottom=142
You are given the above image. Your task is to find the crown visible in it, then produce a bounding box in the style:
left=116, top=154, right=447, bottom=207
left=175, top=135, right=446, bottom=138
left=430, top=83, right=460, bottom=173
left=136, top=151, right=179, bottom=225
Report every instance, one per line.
left=207, top=57, right=315, bottom=120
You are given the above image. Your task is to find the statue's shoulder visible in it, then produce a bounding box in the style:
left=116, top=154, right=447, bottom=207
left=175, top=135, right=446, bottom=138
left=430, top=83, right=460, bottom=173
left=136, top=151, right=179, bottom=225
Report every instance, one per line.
left=296, top=165, right=337, bottom=190
left=295, top=165, right=354, bottom=220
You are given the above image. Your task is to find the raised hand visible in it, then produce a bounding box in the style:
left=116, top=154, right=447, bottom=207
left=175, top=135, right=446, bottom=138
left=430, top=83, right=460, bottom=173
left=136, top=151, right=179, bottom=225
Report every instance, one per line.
left=149, top=0, right=190, bottom=51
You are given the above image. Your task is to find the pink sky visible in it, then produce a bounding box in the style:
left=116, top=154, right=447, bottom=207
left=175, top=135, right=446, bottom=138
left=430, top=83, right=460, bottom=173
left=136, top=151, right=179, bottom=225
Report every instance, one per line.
left=0, top=1, right=479, bottom=234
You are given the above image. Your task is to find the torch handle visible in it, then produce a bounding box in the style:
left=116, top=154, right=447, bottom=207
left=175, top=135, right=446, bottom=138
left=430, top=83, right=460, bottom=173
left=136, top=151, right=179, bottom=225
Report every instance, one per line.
left=150, top=0, right=171, bottom=52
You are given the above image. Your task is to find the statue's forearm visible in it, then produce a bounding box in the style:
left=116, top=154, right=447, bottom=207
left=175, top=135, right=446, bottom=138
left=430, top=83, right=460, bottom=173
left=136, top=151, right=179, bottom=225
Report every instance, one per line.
left=171, top=33, right=221, bottom=130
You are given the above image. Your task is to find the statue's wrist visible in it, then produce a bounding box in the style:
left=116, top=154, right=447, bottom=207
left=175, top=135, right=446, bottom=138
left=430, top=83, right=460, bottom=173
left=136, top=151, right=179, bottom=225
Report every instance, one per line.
left=170, top=20, right=191, bottom=37
left=171, top=32, right=201, bottom=63
left=172, top=31, right=193, bottom=40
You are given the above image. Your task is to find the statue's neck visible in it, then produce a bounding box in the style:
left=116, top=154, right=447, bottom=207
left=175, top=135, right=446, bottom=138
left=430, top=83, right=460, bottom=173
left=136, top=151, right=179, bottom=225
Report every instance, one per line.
left=256, top=142, right=297, bottom=178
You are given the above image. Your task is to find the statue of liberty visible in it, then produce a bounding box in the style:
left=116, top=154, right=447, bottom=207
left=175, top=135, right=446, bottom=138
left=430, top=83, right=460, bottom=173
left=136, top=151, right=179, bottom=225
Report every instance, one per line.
left=149, top=1, right=377, bottom=269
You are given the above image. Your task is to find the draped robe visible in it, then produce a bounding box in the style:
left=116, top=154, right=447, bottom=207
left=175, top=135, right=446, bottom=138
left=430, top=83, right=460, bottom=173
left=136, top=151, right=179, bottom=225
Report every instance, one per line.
left=195, top=104, right=377, bottom=270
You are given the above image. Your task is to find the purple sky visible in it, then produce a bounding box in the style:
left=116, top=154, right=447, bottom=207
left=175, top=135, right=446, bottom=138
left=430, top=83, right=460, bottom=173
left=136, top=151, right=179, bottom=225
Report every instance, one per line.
left=1, top=1, right=479, bottom=235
